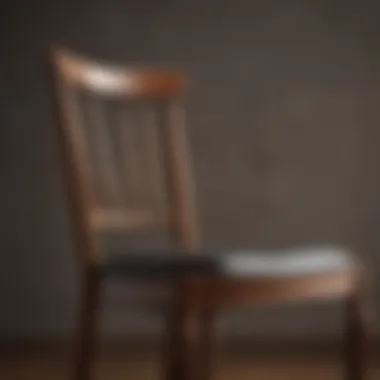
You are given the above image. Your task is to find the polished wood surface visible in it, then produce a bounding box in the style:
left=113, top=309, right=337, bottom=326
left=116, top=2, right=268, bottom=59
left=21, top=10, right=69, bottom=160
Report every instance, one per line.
left=52, top=47, right=184, bottom=97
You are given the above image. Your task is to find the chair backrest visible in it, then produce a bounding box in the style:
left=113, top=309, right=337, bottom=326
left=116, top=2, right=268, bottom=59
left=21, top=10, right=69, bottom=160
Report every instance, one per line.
left=50, top=47, right=199, bottom=265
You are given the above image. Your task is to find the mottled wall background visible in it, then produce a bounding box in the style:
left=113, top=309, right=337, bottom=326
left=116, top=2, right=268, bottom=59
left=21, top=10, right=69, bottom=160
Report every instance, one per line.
left=1, top=0, right=380, bottom=341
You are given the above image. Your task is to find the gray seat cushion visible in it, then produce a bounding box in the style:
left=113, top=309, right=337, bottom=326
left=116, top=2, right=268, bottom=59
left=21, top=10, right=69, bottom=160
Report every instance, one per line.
left=104, top=245, right=355, bottom=280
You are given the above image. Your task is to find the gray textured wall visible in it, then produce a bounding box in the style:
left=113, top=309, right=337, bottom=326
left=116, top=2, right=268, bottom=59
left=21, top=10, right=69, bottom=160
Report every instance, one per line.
left=1, top=0, right=380, bottom=340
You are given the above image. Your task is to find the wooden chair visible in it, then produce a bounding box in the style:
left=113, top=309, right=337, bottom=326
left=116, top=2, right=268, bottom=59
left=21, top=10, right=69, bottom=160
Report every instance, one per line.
left=50, top=47, right=369, bottom=380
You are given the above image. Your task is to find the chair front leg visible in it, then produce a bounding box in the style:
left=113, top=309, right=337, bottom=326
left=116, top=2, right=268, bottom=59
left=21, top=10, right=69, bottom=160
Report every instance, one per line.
left=345, top=279, right=371, bottom=380
left=192, top=309, right=216, bottom=380
left=74, top=267, right=101, bottom=380
left=163, top=287, right=216, bottom=380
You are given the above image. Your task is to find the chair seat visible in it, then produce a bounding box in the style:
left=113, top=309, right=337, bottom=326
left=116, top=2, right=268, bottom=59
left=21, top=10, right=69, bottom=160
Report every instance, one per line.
left=218, top=246, right=355, bottom=278
left=104, top=245, right=355, bottom=280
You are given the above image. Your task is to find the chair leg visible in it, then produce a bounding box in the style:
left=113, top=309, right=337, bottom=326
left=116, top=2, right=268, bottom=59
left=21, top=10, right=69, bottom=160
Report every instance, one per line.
left=163, top=307, right=184, bottom=380
left=163, top=296, right=199, bottom=380
left=180, top=308, right=215, bottom=380
left=163, top=287, right=214, bottom=380
left=162, top=287, right=188, bottom=380
left=193, top=310, right=216, bottom=380
left=345, top=284, right=369, bottom=380
left=74, top=267, right=101, bottom=380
